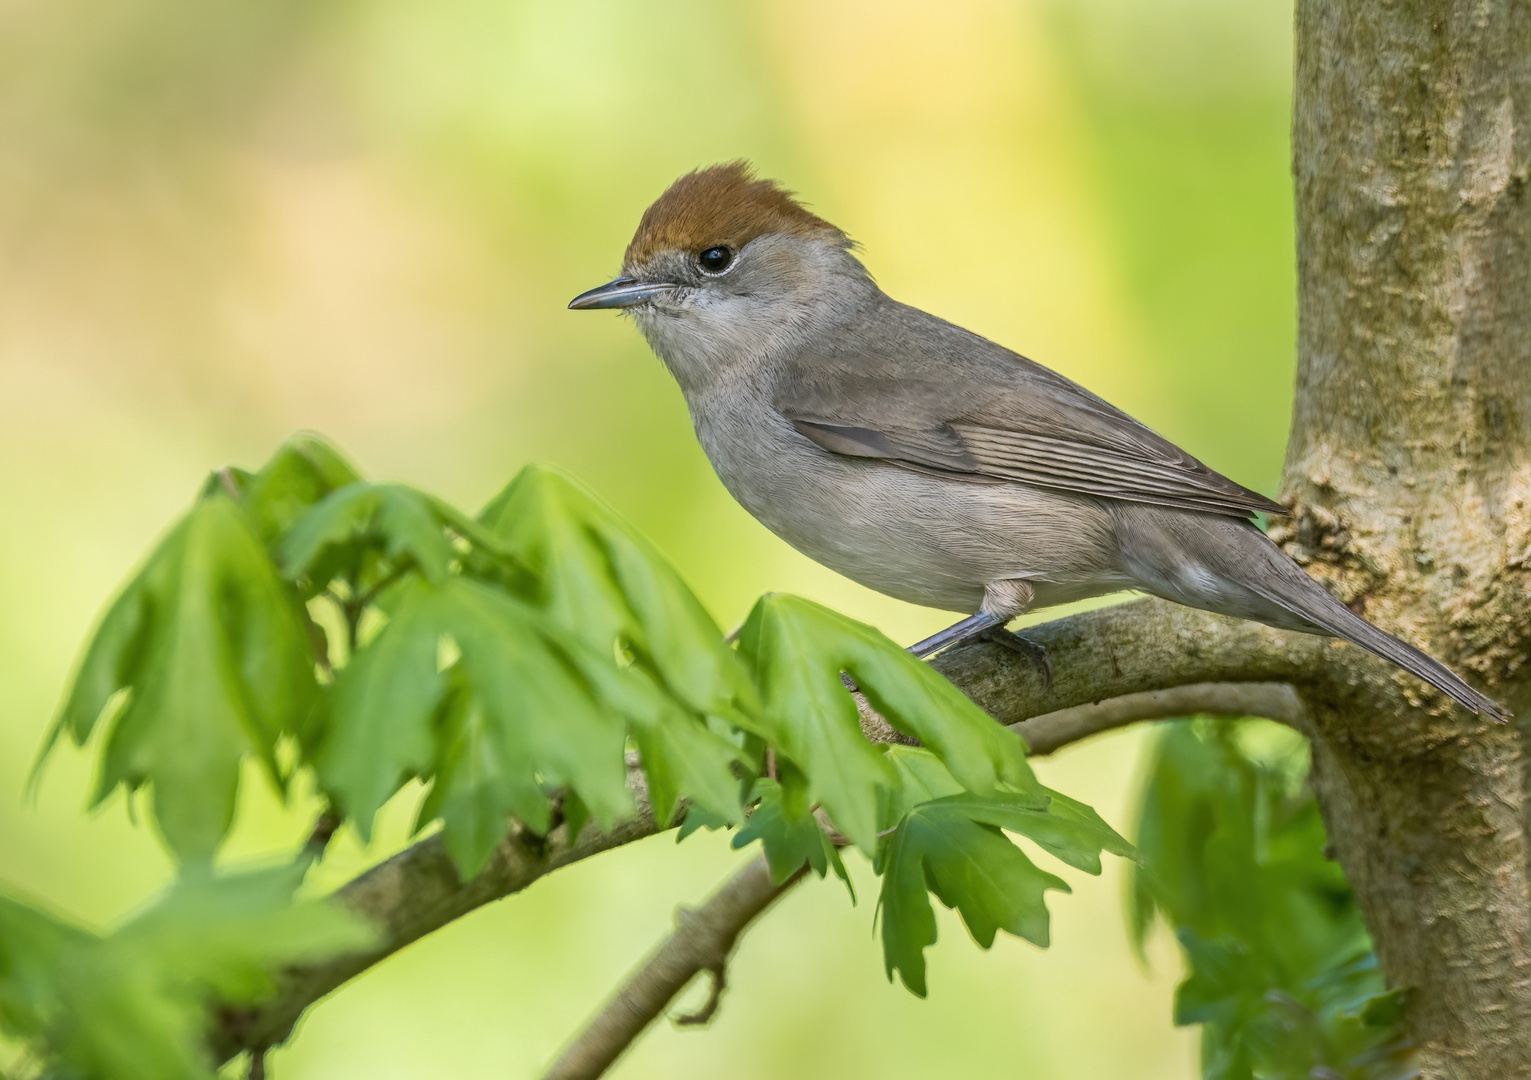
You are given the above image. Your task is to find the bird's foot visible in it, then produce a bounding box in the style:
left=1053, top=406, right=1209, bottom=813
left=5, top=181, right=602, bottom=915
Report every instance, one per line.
left=976, top=626, right=1053, bottom=692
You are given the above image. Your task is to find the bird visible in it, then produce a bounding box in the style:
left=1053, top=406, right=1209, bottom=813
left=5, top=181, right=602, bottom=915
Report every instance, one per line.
left=568, top=161, right=1506, bottom=720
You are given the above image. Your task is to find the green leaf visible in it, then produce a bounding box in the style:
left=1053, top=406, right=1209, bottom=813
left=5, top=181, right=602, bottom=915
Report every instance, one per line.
left=1357, top=987, right=1407, bottom=1029
left=236, top=432, right=362, bottom=544
left=872, top=761, right=1129, bottom=998
left=563, top=789, right=592, bottom=847
left=318, top=577, right=634, bottom=877
left=0, top=867, right=373, bottom=1080
left=420, top=578, right=631, bottom=875
left=566, top=646, right=747, bottom=829
left=1173, top=929, right=1254, bottom=1027
left=676, top=803, right=732, bottom=842
left=732, top=778, right=851, bottom=891
left=281, top=481, right=495, bottom=587
left=736, top=594, right=1038, bottom=850
left=626, top=706, right=746, bottom=830
left=1131, top=720, right=1402, bottom=1079
left=0, top=892, right=91, bottom=1040
left=44, top=493, right=317, bottom=864
left=959, top=788, right=1136, bottom=874
left=883, top=746, right=966, bottom=813
left=877, top=797, right=1069, bottom=997
left=109, top=864, right=375, bottom=1003
left=477, top=465, right=757, bottom=725
left=313, top=580, right=447, bottom=840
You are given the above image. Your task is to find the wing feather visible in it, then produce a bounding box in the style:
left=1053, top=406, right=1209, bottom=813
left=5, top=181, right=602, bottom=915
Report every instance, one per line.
left=775, top=298, right=1286, bottom=520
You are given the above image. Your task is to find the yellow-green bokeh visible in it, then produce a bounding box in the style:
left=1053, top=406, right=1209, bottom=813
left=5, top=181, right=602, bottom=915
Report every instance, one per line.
left=0, top=1, right=1295, bottom=1076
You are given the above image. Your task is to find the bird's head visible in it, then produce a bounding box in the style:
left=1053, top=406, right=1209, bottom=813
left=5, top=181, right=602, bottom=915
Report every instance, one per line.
left=569, top=162, right=872, bottom=386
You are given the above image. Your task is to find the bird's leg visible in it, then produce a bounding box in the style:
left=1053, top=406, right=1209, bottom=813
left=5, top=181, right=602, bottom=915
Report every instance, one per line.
left=907, top=580, right=1052, bottom=691
left=848, top=611, right=997, bottom=695
left=908, top=612, right=1006, bottom=658
left=847, top=613, right=1004, bottom=695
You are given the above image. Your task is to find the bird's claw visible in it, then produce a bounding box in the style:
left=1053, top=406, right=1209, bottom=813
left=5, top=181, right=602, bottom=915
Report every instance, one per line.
left=977, top=627, right=1053, bottom=692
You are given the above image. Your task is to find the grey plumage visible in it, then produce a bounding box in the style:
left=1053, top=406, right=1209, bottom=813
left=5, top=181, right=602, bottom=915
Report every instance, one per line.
left=777, top=297, right=1286, bottom=520
left=569, top=162, right=1507, bottom=720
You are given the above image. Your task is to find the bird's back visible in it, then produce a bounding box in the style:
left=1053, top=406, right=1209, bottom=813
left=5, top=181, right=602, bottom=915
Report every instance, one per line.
left=775, top=292, right=1287, bottom=520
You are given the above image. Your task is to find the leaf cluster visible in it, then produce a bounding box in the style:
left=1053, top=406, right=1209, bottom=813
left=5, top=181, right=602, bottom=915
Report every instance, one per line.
left=0, top=866, right=370, bottom=1080
left=13, top=432, right=1136, bottom=1075
left=875, top=748, right=1134, bottom=996
left=1129, top=720, right=1411, bottom=1080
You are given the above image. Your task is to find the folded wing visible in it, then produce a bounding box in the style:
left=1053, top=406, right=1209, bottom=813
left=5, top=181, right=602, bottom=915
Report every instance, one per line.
left=775, top=300, right=1286, bottom=521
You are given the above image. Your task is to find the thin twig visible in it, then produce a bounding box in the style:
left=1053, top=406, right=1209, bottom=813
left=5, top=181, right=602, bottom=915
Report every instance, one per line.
left=300, top=808, right=342, bottom=863
left=353, top=564, right=410, bottom=612
left=1010, top=681, right=1308, bottom=753
left=541, top=856, right=807, bottom=1080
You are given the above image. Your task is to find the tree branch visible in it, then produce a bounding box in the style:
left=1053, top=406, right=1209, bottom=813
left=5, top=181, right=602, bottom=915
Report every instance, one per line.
left=542, top=668, right=1310, bottom=1080
left=929, top=597, right=1338, bottom=724
left=539, top=856, right=808, bottom=1080
left=1011, top=681, right=1308, bottom=754
left=213, top=596, right=1343, bottom=1069
left=212, top=810, right=661, bottom=1065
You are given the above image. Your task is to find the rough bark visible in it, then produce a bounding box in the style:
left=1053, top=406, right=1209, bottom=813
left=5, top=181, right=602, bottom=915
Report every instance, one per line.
left=1287, top=0, right=1531, bottom=1073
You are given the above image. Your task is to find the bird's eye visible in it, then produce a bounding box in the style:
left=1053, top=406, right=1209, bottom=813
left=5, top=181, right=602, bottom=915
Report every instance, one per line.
left=697, top=246, right=734, bottom=274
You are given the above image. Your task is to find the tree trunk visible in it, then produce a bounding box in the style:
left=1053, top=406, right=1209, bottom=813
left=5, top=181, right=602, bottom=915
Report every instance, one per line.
left=1286, top=0, right=1531, bottom=1072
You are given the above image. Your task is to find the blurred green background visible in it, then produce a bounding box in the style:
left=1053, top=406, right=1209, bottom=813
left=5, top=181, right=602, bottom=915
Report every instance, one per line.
left=0, top=0, right=1295, bottom=1076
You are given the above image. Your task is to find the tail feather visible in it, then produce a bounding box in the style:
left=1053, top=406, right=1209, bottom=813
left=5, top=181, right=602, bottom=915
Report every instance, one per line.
left=1244, top=558, right=1510, bottom=721
left=1121, top=507, right=1510, bottom=720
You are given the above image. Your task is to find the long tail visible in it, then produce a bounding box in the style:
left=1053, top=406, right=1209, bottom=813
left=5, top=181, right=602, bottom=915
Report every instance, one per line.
left=1247, top=563, right=1509, bottom=720
left=1124, top=509, right=1510, bottom=720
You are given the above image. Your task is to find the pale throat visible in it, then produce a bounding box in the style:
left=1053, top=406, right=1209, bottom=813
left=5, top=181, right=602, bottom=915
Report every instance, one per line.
left=633, top=245, right=876, bottom=396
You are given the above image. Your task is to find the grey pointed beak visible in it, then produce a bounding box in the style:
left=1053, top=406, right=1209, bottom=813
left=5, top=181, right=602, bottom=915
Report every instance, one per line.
left=567, top=277, right=676, bottom=310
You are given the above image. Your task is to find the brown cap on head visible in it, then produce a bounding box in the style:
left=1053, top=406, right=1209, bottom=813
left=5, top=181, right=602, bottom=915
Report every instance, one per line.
left=624, top=161, right=847, bottom=267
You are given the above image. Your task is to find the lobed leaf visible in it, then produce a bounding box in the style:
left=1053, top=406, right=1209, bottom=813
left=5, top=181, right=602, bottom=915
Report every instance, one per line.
left=477, top=465, right=757, bottom=726
left=877, top=801, right=1068, bottom=997
left=958, top=788, right=1135, bottom=874
left=236, top=432, right=362, bottom=544
left=874, top=751, right=1132, bottom=997
left=281, top=481, right=497, bottom=588
left=0, top=867, right=372, bottom=1080
left=43, top=493, right=317, bottom=864
left=316, top=577, right=639, bottom=878
left=737, top=594, right=1038, bottom=850
left=732, top=778, right=851, bottom=892
left=309, top=579, right=446, bottom=837
left=416, top=578, right=631, bottom=875
left=564, top=639, right=747, bottom=830
left=307, top=474, right=760, bottom=876
left=0, top=893, right=91, bottom=1041
left=624, top=705, right=747, bottom=832
left=1131, top=721, right=1406, bottom=1079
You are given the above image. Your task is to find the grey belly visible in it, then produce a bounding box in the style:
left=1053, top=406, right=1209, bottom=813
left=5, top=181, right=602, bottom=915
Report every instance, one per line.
left=695, top=408, right=1131, bottom=614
